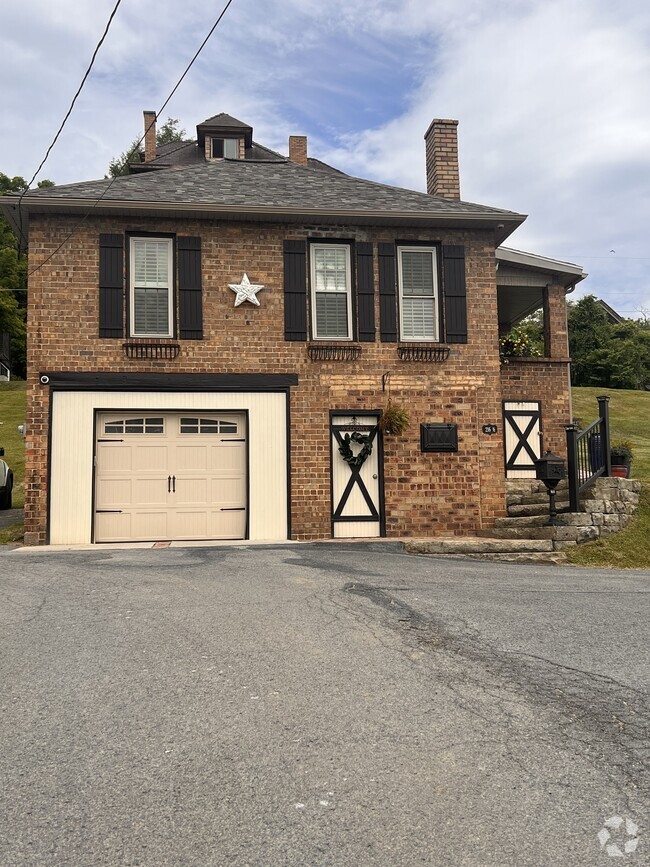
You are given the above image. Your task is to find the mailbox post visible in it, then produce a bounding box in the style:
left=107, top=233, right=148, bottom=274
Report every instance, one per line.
left=535, top=450, right=566, bottom=526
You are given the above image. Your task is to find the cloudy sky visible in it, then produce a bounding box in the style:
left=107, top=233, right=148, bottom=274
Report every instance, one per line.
left=2, top=0, right=649, bottom=314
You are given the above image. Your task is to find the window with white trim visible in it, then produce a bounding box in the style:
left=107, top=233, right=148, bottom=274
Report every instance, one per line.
left=129, top=237, right=174, bottom=338
left=398, top=246, right=439, bottom=341
left=310, top=244, right=352, bottom=340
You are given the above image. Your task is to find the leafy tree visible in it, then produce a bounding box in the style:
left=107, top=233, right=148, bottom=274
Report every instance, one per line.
left=499, top=312, right=544, bottom=358
left=107, top=117, right=186, bottom=177
left=107, top=138, right=142, bottom=178
left=567, top=295, right=612, bottom=386
left=0, top=172, right=54, bottom=378
left=568, top=295, right=650, bottom=389
left=156, top=118, right=185, bottom=145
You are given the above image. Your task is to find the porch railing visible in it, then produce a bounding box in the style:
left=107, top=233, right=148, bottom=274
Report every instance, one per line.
left=565, top=396, right=611, bottom=512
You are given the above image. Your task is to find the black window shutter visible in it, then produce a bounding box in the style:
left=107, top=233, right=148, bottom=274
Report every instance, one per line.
left=99, top=233, right=124, bottom=338
left=378, top=243, right=397, bottom=342
left=356, top=242, right=375, bottom=342
left=283, top=240, right=307, bottom=341
left=442, top=245, right=468, bottom=344
left=178, top=236, right=203, bottom=339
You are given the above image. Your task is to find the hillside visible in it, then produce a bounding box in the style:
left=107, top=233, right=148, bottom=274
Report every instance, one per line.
left=571, top=387, right=650, bottom=481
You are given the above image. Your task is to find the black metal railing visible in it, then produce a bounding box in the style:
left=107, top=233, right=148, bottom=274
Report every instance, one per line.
left=565, top=396, right=611, bottom=511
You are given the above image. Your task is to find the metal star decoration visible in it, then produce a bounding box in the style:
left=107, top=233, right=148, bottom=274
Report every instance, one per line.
left=228, top=273, right=265, bottom=307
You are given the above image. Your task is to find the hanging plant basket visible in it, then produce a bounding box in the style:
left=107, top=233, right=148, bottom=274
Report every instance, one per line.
left=379, top=400, right=410, bottom=436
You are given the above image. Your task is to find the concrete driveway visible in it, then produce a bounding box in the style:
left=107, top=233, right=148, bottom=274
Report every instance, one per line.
left=0, top=543, right=648, bottom=866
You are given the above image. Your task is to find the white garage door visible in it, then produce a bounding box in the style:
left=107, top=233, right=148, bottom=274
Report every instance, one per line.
left=95, top=412, right=247, bottom=542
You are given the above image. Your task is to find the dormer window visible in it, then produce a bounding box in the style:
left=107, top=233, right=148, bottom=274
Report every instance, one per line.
left=211, top=137, right=240, bottom=159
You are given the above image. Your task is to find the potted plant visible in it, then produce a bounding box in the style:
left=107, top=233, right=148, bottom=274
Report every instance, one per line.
left=610, top=441, right=633, bottom=478
left=379, top=400, right=410, bottom=436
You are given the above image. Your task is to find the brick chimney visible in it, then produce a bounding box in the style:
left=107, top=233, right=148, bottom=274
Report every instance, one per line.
left=143, top=111, right=157, bottom=163
left=289, top=135, right=308, bottom=167
left=424, top=118, right=460, bottom=199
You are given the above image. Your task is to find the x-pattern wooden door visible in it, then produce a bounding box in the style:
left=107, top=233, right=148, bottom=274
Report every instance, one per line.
left=503, top=401, right=542, bottom=478
left=330, top=414, right=383, bottom=538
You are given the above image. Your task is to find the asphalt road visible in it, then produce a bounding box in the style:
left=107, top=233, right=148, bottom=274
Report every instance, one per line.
left=0, top=543, right=648, bottom=866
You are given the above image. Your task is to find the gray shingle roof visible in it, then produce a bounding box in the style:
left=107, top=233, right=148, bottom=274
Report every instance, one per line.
left=19, top=158, right=523, bottom=219
left=198, top=113, right=252, bottom=129
left=130, top=139, right=286, bottom=171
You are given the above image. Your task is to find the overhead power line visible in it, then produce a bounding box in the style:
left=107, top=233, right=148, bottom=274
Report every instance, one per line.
left=17, top=0, right=124, bottom=241
left=25, top=0, right=237, bottom=277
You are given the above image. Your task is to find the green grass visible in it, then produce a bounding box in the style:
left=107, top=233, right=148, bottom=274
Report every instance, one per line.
left=0, top=522, right=24, bottom=545
left=568, top=387, right=650, bottom=569
left=0, top=380, right=26, bottom=509
left=571, top=387, right=650, bottom=482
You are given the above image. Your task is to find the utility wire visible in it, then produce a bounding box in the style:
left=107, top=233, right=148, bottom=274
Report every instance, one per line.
left=17, top=0, right=124, bottom=243
left=24, top=0, right=236, bottom=277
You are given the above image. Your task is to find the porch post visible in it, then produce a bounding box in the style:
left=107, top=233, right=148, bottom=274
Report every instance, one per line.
left=597, top=396, right=611, bottom=477
left=565, top=424, right=580, bottom=512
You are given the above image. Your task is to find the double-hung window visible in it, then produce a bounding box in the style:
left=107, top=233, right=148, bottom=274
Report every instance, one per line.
left=129, top=237, right=174, bottom=338
left=310, top=244, right=352, bottom=340
left=398, top=246, right=439, bottom=341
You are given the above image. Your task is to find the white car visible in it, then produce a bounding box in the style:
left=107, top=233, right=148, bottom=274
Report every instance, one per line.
left=0, top=448, right=14, bottom=510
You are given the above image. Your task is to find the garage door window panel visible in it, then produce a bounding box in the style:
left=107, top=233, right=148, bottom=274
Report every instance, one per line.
left=180, top=417, right=239, bottom=435
left=104, top=417, right=165, bottom=435
left=129, top=238, right=174, bottom=338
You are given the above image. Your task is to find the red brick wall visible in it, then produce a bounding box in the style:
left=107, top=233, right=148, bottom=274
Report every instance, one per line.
left=24, top=214, right=567, bottom=543
left=500, top=360, right=572, bottom=458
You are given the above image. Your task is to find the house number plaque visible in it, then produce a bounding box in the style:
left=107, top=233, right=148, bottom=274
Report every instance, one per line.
left=482, top=424, right=498, bottom=435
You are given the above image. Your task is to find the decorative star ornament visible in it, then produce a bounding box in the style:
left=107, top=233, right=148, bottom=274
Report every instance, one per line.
left=228, top=273, right=265, bottom=307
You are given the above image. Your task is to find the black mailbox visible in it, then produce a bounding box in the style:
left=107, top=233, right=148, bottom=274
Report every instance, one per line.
left=535, top=450, right=565, bottom=487
left=535, top=450, right=566, bottom=525
left=420, top=423, right=458, bottom=453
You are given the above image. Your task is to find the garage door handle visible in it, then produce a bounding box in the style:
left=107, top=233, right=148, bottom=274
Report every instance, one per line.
left=172, top=475, right=176, bottom=493
left=167, top=475, right=172, bottom=493
left=221, top=507, right=245, bottom=511
left=96, top=510, right=123, bottom=513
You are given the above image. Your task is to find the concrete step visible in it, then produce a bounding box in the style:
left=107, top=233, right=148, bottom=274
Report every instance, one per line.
left=478, top=525, right=600, bottom=543
left=506, top=493, right=571, bottom=507
left=507, top=502, right=571, bottom=518
left=405, top=537, right=554, bottom=555
left=439, top=552, right=567, bottom=564
left=494, top=513, right=593, bottom=529
left=477, top=526, right=556, bottom=540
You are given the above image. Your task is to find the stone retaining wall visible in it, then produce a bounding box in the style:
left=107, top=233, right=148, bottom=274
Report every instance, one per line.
left=504, top=477, right=641, bottom=549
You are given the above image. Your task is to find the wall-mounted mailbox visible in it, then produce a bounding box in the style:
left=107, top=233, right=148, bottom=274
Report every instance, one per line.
left=420, top=423, right=458, bottom=453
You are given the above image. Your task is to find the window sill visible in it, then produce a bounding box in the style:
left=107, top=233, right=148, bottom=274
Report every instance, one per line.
left=397, top=345, right=450, bottom=362
left=307, top=344, right=362, bottom=361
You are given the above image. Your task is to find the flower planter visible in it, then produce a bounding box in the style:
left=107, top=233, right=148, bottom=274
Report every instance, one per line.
left=610, top=464, right=630, bottom=479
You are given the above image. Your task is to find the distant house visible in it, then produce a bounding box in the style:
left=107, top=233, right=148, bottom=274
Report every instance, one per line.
left=596, top=299, right=624, bottom=325
left=2, top=111, right=586, bottom=546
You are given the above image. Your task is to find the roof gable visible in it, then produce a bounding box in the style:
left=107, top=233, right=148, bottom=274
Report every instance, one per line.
left=196, top=113, right=253, bottom=148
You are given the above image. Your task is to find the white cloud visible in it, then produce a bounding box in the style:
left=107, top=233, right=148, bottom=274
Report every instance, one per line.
left=1, top=0, right=649, bottom=311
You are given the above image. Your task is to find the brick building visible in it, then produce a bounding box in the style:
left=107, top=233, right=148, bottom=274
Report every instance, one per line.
left=2, top=112, right=585, bottom=545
